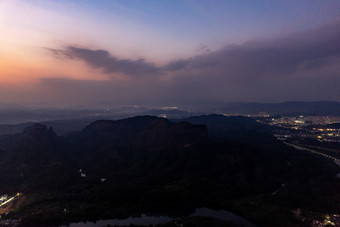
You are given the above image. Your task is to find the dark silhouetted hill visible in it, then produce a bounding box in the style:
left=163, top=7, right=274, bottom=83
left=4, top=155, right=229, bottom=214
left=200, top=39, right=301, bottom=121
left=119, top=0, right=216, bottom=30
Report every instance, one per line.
left=0, top=115, right=339, bottom=226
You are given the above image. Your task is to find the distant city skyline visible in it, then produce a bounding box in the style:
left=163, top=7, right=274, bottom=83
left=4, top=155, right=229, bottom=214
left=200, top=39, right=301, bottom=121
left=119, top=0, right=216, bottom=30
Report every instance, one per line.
left=1, top=0, right=340, bottom=107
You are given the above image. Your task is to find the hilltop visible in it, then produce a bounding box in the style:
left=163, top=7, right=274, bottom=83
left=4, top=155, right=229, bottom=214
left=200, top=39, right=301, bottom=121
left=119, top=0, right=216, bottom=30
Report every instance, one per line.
left=0, top=115, right=339, bottom=226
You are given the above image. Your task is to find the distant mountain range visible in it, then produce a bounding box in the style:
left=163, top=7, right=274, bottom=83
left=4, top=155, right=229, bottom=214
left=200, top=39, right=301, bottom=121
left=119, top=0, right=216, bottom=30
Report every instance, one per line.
left=214, top=101, right=340, bottom=116
left=1, top=101, right=340, bottom=137
left=1, top=101, right=340, bottom=125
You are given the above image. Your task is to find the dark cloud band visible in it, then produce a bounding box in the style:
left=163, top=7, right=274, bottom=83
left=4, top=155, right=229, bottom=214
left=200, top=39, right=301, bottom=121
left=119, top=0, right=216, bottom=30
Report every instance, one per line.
left=44, top=21, right=340, bottom=105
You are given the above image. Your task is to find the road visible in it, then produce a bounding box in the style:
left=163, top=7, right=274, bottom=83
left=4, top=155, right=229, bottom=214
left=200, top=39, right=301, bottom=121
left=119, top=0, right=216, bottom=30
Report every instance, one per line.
left=284, top=142, right=340, bottom=162
left=0, top=193, right=20, bottom=208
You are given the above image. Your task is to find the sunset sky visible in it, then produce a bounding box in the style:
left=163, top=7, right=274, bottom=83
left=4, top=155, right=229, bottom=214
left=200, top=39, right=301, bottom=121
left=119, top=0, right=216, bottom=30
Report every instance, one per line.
left=1, top=0, right=340, bottom=107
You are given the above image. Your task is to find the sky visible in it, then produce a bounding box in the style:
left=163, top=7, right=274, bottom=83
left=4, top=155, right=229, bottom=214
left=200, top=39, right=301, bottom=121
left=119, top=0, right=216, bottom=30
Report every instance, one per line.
left=0, top=0, right=340, bottom=107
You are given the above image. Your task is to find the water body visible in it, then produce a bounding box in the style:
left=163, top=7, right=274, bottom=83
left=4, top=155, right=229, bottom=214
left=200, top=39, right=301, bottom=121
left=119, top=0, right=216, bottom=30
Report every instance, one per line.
left=335, top=161, right=340, bottom=167
left=334, top=161, right=340, bottom=179
left=190, top=208, right=256, bottom=227
left=64, top=208, right=256, bottom=227
left=65, top=214, right=172, bottom=227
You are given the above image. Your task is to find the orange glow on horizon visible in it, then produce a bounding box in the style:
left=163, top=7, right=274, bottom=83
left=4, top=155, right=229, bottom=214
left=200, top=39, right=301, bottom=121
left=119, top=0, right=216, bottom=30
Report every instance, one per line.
left=0, top=46, right=116, bottom=85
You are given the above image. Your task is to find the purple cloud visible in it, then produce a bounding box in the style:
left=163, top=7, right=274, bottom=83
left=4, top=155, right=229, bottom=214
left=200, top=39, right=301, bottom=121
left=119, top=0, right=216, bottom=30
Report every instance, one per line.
left=51, top=46, right=161, bottom=77
left=43, top=21, right=340, bottom=106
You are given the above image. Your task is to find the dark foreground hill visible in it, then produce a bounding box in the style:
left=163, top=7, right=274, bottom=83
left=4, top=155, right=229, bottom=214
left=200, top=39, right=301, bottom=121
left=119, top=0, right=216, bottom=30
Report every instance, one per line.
left=0, top=115, right=339, bottom=226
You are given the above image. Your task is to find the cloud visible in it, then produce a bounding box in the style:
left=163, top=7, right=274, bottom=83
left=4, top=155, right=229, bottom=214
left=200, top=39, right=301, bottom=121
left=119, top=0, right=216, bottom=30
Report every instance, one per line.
left=175, top=21, right=340, bottom=80
left=50, top=46, right=161, bottom=77
left=51, top=21, right=340, bottom=81
left=41, top=21, right=340, bottom=106
left=169, top=21, right=340, bottom=101
left=162, top=59, right=190, bottom=71
left=195, top=43, right=210, bottom=53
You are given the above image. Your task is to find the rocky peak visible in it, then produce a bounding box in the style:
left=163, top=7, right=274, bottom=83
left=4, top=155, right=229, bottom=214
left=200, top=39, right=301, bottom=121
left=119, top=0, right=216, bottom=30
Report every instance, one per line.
left=20, top=124, right=58, bottom=159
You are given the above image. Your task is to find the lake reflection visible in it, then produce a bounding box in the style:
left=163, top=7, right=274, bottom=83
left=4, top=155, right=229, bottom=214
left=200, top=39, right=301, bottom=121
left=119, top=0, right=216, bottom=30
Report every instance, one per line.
left=66, top=214, right=172, bottom=227
left=65, top=207, right=256, bottom=227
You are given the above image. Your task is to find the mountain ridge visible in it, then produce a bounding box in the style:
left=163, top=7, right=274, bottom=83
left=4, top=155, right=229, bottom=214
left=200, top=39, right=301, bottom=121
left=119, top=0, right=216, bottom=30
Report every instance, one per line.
left=0, top=115, right=339, bottom=226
